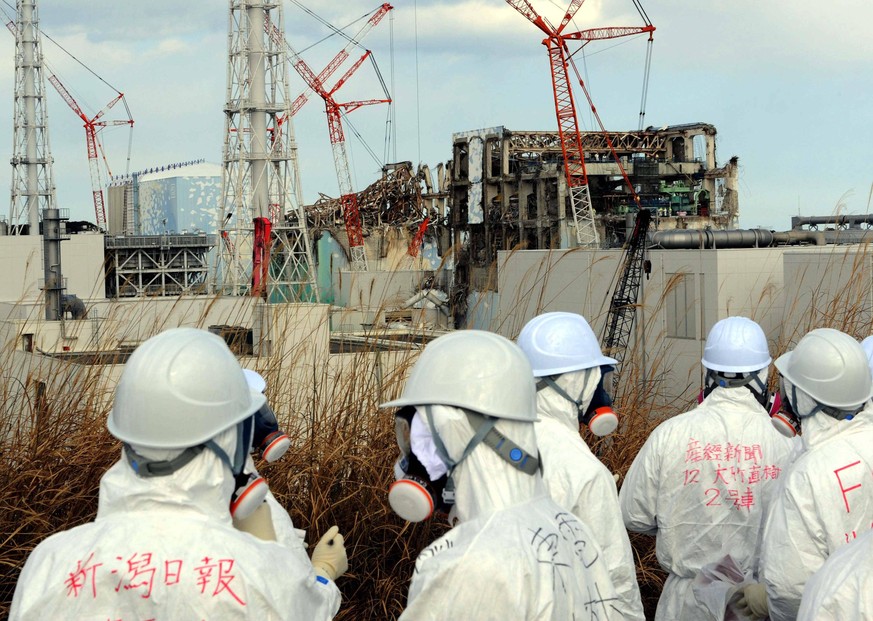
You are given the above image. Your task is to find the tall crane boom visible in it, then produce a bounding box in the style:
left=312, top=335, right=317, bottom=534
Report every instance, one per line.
left=505, top=0, right=654, bottom=248
left=277, top=3, right=393, bottom=271
left=47, top=75, right=132, bottom=230
left=602, top=207, right=651, bottom=394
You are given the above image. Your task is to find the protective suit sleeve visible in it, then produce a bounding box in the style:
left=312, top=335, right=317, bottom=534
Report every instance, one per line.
left=577, top=466, right=645, bottom=620
left=797, top=529, right=873, bottom=621
left=619, top=428, right=661, bottom=536
left=760, top=477, right=827, bottom=621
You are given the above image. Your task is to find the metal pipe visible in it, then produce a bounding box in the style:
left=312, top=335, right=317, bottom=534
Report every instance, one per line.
left=791, top=214, right=873, bottom=229
left=42, top=208, right=63, bottom=320
left=648, top=229, right=775, bottom=249
left=771, top=230, right=827, bottom=246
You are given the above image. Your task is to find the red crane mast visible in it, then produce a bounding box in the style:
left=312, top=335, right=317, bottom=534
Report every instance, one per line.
left=278, top=3, right=393, bottom=271
left=505, top=0, right=654, bottom=247
left=47, top=75, right=133, bottom=230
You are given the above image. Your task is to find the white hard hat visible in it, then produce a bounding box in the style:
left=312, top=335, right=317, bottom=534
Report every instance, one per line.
left=702, top=316, right=772, bottom=373
left=516, top=312, right=616, bottom=377
left=861, top=336, right=873, bottom=377
left=381, top=330, right=537, bottom=421
left=108, top=328, right=267, bottom=449
left=243, top=369, right=267, bottom=394
left=775, top=328, right=873, bottom=409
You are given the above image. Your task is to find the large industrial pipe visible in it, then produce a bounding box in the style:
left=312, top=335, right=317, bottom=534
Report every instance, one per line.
left=791, top=214, right=873, bottom=229
left=648, top=229, right=775, bottom=249
left=771, top=230, right=827, bottom=246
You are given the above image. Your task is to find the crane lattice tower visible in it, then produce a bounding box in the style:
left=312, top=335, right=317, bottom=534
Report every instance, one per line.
left=8, top=0, right=57, bottom=235
left=215, top=0, right=318, bottom=303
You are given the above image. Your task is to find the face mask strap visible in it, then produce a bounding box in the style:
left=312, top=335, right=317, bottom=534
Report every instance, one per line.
left=465, top=411, right=540, bottom=475
left=782, top=380, right=860, bottom=422
left=538, top=376, right=583, bottom=409
left=124, top=444, right=205, bottom=478
left=705, top=369, right=771, bottom=407
left=204, top=418, right=253, bottom=477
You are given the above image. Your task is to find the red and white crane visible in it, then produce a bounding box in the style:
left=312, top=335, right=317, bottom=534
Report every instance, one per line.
left=273, top=3, right=393, bottom=271
left=46, top=75, right=133, bottom=230
left=505, top=0, right=654, bottom=247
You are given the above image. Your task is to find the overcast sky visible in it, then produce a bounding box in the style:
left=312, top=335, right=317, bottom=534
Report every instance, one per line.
left=1, top=0, right=870, bottom=231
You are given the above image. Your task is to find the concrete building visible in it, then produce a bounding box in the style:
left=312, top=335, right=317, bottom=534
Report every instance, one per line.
left=107, top=161, right=222, bottom=235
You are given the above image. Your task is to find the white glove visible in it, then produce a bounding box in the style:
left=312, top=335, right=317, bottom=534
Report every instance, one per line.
left=736, top=582, right=769, bottom=619
left=311, top=525, right=348, bottom=581
left=232, top=502, right=277, bottom=542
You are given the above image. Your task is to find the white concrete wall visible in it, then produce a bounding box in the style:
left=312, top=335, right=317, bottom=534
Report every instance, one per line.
left=496, top=246, right=793, bottom=405
left=495, top=249, right=623, bottom=339
left=0, top=233, right=105, bottom=303
left=781, top=246, right=873, bottom=347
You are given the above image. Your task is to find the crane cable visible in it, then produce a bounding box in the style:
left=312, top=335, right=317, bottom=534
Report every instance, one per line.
left=2, top=0, right=134, bottom=175
left=290, top=1, right=394, bottom=177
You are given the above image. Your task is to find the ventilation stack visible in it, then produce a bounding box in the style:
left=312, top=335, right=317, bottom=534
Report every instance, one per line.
left=214, top=0, right=319, bottom=303
left=9, top=0, right=57, bottom=235
left=41, top=207, right=69, bottom=320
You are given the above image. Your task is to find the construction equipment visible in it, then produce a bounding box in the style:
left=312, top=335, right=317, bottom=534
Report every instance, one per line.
left=504, top=0, right=654, bottom=248
left=279, top=3, right=393, bottom=271
left=602, top=207, right=651, bottom=393
left=47, top=76, right=133, bottom=231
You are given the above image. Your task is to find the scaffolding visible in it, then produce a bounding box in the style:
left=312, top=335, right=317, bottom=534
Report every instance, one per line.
left=105, top=234, right=215, bottom=298
left=214, top=0, right=318, bottom=303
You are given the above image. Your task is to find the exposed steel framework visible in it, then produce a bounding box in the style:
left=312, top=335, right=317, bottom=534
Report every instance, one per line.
left=505, top=0, right=654, bottom=247
left=283, top=3, right=393, bottom=272
left=602, top=206, right=651, bottom=395
left=6, top=1, right=55, bottom=235
left=216, top=0, right=318, bottom=303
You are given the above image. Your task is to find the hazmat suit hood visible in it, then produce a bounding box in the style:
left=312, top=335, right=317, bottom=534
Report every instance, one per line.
left=536, top=367, right=600, bottom=432
left=97, top=426, right=238, bottom=520
left=416, top=404, right=543, bottom=524
left=401, top=404, right=622, bottom=620
left=783, top=378, right=871, bottom=451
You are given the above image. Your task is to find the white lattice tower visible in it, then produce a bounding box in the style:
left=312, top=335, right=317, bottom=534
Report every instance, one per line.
left=215, top=0, right=318, bottom=303
left=8, top=0, right=57, bottom=234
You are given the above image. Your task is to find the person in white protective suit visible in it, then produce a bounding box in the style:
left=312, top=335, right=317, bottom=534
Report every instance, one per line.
left=10, top=328, right=345, bottom=621
left=517, top=311, right=645, bottom=621
left=238, top=369, right=310, bottom=550
left=740, top=327, right=873, bottom=621
left=796, top=527, right=873, bottom=620
left=619, top=316, right=795, bottom=621
left=381, top=330, right=621, bottom=621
